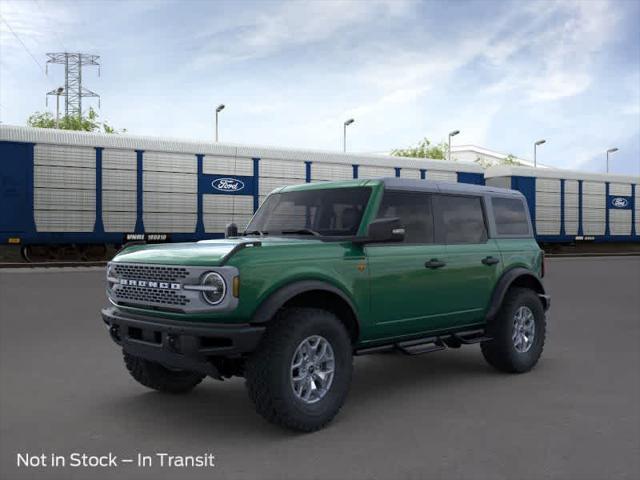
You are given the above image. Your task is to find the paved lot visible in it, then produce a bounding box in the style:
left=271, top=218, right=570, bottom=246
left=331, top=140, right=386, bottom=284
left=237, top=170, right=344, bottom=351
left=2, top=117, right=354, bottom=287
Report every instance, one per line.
left=1, top=257, right=639, bottom=480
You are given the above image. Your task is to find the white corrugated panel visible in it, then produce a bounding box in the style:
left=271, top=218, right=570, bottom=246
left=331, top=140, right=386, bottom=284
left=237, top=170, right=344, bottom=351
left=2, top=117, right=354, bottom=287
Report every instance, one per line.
left=34, top=144, right=95, bottom=168
left=565, top=180, right=578, bottom=194
left=144, top=213, right=196, bottom=232
left=204, top=156, right=253, bottom=176
left=34, top=165, right=95, bottom=190
left=34, top=210, right=95, bottom=232
left=143, top=171, right=196, bottom=193
left=103, top=190, right=136, bottom=212
left=203, top=195, right=254, bottom=215
left=400, top=168, right=422, bottom=179
left=609, top=209, right=631, bottom=235
left=259, top=159, right=306, bottom=179
left=103, top=169, right=136, bottom=191
left=34, top=189, right=95, bottom=211
left=535, top=221, right=559, bottom=235
left=535, top=178, right=561, bottom=193
left=103, top=211, right=136, bottom=232
left=583, top=222, right=605, bottom=235
left=144, top=192, right=197, bottom=213
left=144, top=151, right=197, bottom=173
left=582, top=181, right=605, bottom=195
left=427, top=170, right=457, bottom=182
left=564, top=207, right=579, bottom=235
left=103, top=149, right=136, bottom=170
left=609, top=183, right=631, bottom=196
left=311, top=162, right=353, bottom=181
left=536, top=191, right=561, bottom=207
left=485, top=177, right=511, bottom=189
left=358, top=166, right=395, bottom=179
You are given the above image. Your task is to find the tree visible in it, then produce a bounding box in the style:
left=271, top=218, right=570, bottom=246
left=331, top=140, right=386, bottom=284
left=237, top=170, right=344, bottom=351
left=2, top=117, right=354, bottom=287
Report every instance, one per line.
left=26, top=107, right=126, bottom=134
left=474, top=153, right=522, bottom=168
left=391, top=138, right=449, bottom=160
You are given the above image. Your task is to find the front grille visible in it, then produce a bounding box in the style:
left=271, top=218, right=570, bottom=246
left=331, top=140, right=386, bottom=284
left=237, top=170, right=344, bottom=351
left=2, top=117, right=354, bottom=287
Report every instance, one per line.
left=116, top=285, right=190, bottom=307
left=113, top=264, right=189, bottom=283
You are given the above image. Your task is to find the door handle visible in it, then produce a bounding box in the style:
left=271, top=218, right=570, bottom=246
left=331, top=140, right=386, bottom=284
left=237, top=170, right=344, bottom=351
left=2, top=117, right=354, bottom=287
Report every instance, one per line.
left=481, top=256, right=500, bottom=266
left=425, top=259, right=446, bottom=269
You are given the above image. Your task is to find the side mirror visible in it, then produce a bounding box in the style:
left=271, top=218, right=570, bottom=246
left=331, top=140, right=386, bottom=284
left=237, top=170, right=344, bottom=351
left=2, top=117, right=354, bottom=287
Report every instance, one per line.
left=225, top=223, right=238, bottom=238
left=360, top=217, right=405, bottom=244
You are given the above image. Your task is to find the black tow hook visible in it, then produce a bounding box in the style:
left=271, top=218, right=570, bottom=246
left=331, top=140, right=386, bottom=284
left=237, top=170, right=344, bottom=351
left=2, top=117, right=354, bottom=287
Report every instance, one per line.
left=109, top=325, right=121, bottom=342
left=167, top=334, right=179, bottom=352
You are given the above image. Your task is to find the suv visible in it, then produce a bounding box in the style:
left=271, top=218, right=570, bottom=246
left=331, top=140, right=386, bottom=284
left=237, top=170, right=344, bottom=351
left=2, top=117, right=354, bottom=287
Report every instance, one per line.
left=102, top=178, right=550, bottom=432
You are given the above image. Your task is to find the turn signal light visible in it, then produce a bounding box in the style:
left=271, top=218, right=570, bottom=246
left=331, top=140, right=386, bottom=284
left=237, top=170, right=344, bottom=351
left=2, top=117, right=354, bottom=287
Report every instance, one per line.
left=232, top=276, right=240, bottom=297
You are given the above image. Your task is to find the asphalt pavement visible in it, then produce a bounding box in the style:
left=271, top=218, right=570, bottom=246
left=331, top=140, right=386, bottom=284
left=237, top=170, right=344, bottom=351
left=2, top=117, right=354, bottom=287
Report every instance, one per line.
left=1, top=257, right=639, bottom=480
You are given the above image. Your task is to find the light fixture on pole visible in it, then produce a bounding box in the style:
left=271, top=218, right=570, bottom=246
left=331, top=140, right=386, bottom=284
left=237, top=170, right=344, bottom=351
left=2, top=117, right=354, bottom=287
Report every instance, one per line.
left=448, top=130, right=460, bottom=161
left=533, top=139, right=546, bottom=167
left=215, top=104, right=225, bottom=142
left=606, top=148, right=618, bottom=173
left=343, top=118, right=355, bottom=152
left=55, top=87, right=64, bottom=128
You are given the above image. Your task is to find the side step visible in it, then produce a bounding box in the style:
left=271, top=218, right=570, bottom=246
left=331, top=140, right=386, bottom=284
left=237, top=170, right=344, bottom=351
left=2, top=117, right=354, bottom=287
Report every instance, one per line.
left=355, top=329, right=492, bottom=356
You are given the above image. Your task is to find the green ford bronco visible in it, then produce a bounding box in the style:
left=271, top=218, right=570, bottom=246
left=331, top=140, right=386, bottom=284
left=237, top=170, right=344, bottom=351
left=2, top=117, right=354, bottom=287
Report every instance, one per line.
left=102, top=178, right=550, bottom=431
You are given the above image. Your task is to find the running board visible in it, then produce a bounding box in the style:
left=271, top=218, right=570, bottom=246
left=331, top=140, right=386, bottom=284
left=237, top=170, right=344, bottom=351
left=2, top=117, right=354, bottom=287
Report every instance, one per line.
left=355, top=328, right=492, bottom=356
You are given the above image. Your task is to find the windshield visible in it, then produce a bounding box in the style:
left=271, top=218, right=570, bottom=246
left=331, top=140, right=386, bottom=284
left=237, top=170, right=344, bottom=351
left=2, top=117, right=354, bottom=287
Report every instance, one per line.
left=245, top=187, right=372, bottom=237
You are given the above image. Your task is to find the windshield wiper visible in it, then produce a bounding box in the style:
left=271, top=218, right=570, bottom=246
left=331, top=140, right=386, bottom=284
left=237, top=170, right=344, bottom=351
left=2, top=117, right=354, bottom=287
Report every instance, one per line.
left=243, top=230, right=268, bottom=236
left=280, top=228, right=321, bottom=237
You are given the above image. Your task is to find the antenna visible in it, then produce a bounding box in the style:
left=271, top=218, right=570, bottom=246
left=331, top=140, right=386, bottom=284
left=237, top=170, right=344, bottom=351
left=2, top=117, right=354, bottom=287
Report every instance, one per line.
left=45, top=53, right=100, bottom=118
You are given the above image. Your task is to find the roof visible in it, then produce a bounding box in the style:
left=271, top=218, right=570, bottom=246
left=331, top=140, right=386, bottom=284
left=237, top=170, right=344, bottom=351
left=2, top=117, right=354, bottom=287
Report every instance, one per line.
left=0, top=124, right=484, bottom=174
left=485, top=164, right=639, bottom=184
left=278, top=177, right=523, bottom=198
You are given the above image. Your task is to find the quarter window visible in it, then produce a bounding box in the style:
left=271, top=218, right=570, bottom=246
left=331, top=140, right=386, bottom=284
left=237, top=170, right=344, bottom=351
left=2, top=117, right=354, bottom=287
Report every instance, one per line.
left=435, top=195, right=487, bottom=244
left=492, top=197, right=530, bottom=235
left=376, top=191, right=434, bottom=243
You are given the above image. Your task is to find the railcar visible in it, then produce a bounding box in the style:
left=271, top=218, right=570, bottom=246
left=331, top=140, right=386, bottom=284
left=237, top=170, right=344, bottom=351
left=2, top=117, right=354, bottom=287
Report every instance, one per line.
left=0, top=125, right=485, bottom=260
left=485, top=165, right=639, bottom=245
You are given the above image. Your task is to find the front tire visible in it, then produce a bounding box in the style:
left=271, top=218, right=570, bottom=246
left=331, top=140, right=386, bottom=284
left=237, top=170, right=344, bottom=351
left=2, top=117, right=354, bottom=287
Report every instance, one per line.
left=245, top=308, right=353, bottom=432
left=123, top=351, right=205, bottom=393
left=481, top=287, right=546, bottom=373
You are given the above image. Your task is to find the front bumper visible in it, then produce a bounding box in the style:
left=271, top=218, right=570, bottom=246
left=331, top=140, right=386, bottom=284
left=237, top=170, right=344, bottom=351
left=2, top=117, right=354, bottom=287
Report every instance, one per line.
left=101, top=306, right=265, bottom=376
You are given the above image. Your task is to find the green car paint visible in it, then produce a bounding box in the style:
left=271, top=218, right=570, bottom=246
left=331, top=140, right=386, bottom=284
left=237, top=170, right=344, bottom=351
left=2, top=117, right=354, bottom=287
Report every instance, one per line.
left=108, top=178, right=543, bottom=346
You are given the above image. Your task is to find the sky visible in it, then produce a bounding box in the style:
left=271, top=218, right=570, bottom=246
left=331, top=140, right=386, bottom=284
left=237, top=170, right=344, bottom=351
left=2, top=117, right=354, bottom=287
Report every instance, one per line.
left=0, top=0, right=639, bottom=175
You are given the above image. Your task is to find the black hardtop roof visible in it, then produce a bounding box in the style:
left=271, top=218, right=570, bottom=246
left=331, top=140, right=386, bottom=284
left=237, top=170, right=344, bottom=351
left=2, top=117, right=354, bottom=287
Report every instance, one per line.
left=380, top=177, right=523, bottom=198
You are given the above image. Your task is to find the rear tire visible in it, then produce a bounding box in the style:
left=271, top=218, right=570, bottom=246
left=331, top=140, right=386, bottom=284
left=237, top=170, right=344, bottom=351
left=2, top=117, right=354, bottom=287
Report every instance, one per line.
left=481, top=287, right=546, bottom=373
left=123, top=351, right=205, bottom=393
left=245, top=308, right=353, bottom=432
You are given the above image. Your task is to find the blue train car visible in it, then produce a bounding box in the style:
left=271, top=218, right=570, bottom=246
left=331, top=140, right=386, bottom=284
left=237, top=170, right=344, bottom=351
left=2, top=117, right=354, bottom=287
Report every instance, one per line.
left=485, top=165, right=639, bottom=244
left=0, top=125, right=485, bottom=259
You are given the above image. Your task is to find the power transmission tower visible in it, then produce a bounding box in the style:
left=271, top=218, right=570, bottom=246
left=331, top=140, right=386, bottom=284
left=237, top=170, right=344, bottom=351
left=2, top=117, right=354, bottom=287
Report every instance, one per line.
left=46, top=53, right=100, bottom=118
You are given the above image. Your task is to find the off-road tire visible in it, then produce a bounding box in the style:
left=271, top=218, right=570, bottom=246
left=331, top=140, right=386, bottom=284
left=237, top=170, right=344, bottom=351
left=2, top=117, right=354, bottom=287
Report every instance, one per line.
left=123, top=351, right=205, bottom=393
left=245, top=308, right=353, bottom=432
left=481, top=287, right=546, bottom=373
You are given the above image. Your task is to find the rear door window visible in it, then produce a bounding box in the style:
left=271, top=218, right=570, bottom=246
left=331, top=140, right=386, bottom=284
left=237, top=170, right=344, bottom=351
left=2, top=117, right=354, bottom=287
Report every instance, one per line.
left=376, top=190, right=434, bottom=244
left=492, top=197, right=530, bottom=235
left=434, top=195, right=487, bottom=244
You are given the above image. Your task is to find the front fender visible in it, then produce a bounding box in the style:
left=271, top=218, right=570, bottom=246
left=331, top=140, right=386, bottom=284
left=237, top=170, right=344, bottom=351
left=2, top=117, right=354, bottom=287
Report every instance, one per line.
left=251, top=279, right=359, bottom=326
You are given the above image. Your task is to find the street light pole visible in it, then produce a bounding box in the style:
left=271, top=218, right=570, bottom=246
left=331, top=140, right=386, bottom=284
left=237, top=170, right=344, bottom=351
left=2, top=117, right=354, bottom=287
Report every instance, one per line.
left=534, top=139, right=546, bottom=167
left=448, top=130, right=460, bottom=161
left=215, top=104, right=225, bottom=142
left=343, top=118, right=354, bottom=152
left=606, top=148, right=618, bottom=173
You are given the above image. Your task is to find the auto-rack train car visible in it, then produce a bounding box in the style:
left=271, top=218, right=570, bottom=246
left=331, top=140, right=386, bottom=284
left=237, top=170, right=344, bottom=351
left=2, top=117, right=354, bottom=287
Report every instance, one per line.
left=485, top=165, right=639, bottom=245
left=0, top=125, right=485, bottom=261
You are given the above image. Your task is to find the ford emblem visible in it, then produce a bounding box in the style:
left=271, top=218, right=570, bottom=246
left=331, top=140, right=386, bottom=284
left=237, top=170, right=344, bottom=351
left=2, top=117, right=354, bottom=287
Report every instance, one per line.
left=212, top=178, right=245, bottom=192
left=611, top=197, right=629, bottom=208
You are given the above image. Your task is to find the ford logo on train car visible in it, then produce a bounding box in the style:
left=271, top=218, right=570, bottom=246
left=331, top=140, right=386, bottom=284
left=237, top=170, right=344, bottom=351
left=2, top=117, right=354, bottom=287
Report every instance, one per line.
left=610, top=197, right=629, bottom=208
left=212, top=178, right=245, bottom=192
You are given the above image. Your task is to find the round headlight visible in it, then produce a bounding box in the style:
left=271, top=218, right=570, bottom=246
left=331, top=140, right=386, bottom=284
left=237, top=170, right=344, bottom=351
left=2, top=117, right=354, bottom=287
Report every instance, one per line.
left=201, top=272, right=226, bottom=305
